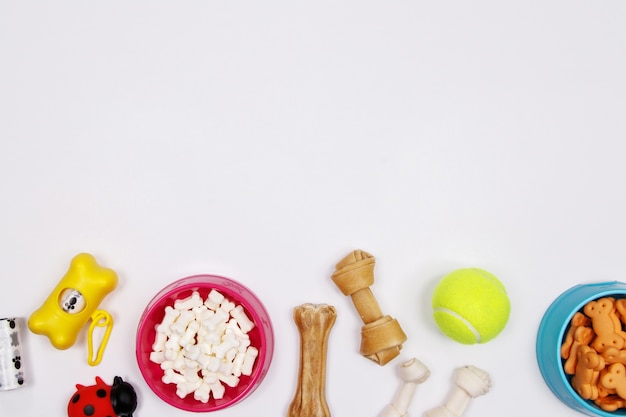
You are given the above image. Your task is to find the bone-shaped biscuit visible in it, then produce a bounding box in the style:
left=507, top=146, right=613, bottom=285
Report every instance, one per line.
left=584, top=297, right=622, bottom=336
left=597, top=369, right=617, bottom=399
left=601, top=363, right=626, bottom=400
left=593, top=333, right=625, bottom=354
left=614, top=299, right=626, bottom=339
left=584, top=298, right=625, bottom=354
left=615, top=299, right=626, bottom=324
left=571, top=345, right=605, bottom=400
left=563, top=326, right=595, bottom=375
left=602, top=347, right=626, bottom=365
left=595, top=395, right=626, bottom=412
left=561, top=312, right=591, bottom=359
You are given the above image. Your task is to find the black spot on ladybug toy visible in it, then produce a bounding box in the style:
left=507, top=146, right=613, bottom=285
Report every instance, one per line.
left=68, top=376, right=137, bottom=417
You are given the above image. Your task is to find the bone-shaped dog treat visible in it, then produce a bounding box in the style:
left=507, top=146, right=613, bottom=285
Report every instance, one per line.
left=595, top=366, right=626, bottom=412
left=571, top=345, right=605, bottom=400
left=331, top=250, right=407, bottom=366
left=563, top=326, right=595, bottom=375
left=595, top=395, right=626, bottom=412
left=425, top=366, right=491, bottom=417
left=584, top=298, right=625, bottom=353
left=616, top=299, right=626, bottom=322
left=615, top=299, right=626, bottom=339
left=601, top=363, right=626, bottom=400
left=585, top=298, right=620, bottom=336
left=597, top=371, right=616, bottom=399
left=287, top=303, right=337, bottom=417
left=603, top=347, right=626, bottom=365
left=561, top=312, right=591, bottom=359
left=380, top=358, right=430, bottom=417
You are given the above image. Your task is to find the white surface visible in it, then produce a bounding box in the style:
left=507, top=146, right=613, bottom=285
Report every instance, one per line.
left=1, top=1, right=626, bottom=416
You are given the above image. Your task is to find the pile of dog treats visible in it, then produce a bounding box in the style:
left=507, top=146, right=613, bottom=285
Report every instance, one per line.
left=562, top=297, right=626, bottom=412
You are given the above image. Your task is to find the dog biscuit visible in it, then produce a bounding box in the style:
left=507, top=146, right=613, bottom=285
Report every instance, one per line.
left=571, top=345, right=605, bottom=400
left=601, top=363, right=626, bottom=400
left=595, top=395, right=626, bottom=412
left=563, top=326, right=595, bottom=375
left=561, top=312, right=591, bottom=359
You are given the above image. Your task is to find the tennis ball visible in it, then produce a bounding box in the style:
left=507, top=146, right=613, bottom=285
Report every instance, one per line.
left=431, top=268, right=510, bottom=344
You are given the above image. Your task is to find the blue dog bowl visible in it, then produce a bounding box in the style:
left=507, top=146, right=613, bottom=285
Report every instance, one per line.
left=536, top=281, right=626, bottom=416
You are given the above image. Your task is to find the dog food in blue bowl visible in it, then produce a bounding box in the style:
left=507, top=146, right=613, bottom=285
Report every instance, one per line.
left=537, top=281, right=626, bottom=416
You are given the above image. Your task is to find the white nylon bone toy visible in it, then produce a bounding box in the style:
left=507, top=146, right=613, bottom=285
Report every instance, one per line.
left=425, top=365, right=491, bottom=417
left=380, top=357, right=430, bottom=417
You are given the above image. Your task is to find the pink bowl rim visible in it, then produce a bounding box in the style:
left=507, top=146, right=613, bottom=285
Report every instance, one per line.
left=135, top=274, right=274, bottom=412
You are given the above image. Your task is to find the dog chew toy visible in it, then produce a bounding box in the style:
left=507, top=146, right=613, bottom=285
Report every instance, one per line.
left=28, top=253, right=118, bottom=365
left=431, top=268, right=510, bottom=344
left=425, top=366, right=491, bottom=417
left=68, top=376, right=137, bottom=417
left=331, top=249, right=407, bottom=366
left=287, top=303, right=336, bottom=417
left=380, top=357, right=430, bottom=417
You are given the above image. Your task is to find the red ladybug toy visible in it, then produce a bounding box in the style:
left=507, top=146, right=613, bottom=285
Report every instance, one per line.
left=68, top=376, right=137, bottom=417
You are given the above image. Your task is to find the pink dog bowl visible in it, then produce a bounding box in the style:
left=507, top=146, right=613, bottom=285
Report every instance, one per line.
left=135, top=274, right=274, bottom=412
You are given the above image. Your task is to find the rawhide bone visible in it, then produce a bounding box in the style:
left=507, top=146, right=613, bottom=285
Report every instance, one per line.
left=287, top=303, right=337, bottom=417
left=331, top=249, right=407, bottom=365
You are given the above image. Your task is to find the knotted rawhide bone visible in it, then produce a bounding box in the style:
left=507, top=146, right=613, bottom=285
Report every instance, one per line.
left=331, top=249, right=407, bottom=365
left=287, top=303, right=337, bottom=417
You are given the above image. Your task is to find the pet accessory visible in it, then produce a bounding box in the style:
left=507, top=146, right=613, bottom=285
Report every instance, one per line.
left=28, top=253, right=118, bottom=365
left=0, top=317, right=26, bottom=391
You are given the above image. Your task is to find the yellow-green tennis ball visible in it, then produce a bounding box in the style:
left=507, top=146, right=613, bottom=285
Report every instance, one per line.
left=431, top=268, right=510, bottom=344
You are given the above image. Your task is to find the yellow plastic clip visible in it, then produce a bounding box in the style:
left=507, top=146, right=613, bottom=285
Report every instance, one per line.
left=87, top=310, right=113, bottom=366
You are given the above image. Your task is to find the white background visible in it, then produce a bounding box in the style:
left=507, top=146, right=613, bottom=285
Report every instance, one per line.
left=1, top=1, right=626, bottom=416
